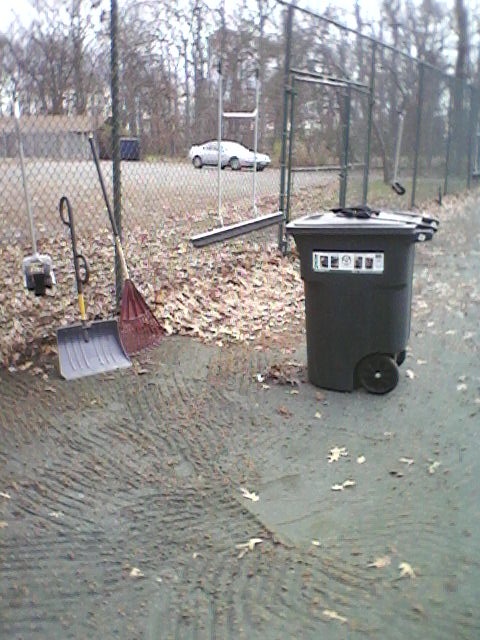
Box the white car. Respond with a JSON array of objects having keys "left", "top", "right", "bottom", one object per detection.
[{"left": 188, "top": 140, "right": 271, "bottom": 171}]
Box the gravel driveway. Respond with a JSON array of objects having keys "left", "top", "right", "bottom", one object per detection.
[{"left": 1, "top": 159, "right": 333, "bottom": 244}]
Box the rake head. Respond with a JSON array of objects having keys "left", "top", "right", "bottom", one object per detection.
[{"left": 119, "top": 279, "right": 164, "bottom": 355}]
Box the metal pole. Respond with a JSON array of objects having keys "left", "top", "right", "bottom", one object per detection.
[
  {"left": 444, "top": 77, "right": 453, "bottom": 196},
  {"left": 253, "top": 67, "right": 260, "bottom": 215},
  {"left": 410, "top": 62, "right": 424, "bottom": 209},
  {"left": 217, "top": 62, "right": 224, "bottom": 226},
  {"left": 110, "top": 0, "right": 122, "bottom": 308},
  {"left": 339, "top": 85, "right": 352, "bottom": 208},
  {"left": 278, "top": 2, "right": 294, "bottom": 250},
  {"left": 466, "top": 84, "right": 476, "bottom": 190},
  {"left": 13, "top": 101, "right": 37, "bottom": 255},
  {"left": 285, "top": 79, "right": 296, "bottom": 222},
  {"left": 362, "top": 43, "right": 376, "bottom": 205}
]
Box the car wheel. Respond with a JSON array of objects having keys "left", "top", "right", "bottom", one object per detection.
[
  {"left": 256, "top": 165, "right": 265, "bottom": 172},
  {"left": 229, "top": 157, "right": 241, "bottom": 171},
  {"left": 192, "top": 156, "right": 202, "bottom": 169}
]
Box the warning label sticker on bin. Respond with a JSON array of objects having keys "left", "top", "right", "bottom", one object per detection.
[{"left": 312, "top": 251, "right": 384, "bottom": 273}]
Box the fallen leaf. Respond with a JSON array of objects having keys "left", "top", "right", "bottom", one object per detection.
[
  {"left": 235, "top": 537, "right": 263, "bottom": 558},
  {"left": 331, "top": 484, "right": 345, "bottom": 491},
  {"left": 129, "top": 567, "right": 145, "bottom": 578},
  {"left": 322, "top": 609, "right": 347, "bottom": 623},
  {"left": 48, "top": 511, "right": 63, "bottom": 518},
  {"left": 399, "top": 457, "right": 414, "bottom": 466},
  {"left": 368, "top": 555, "right": 391, "bottom": 568},
  {"left": 457, "top": 383, "right": 468, "bottom": 391},
  {"left": 247, "top": 537, "right": 263, "bottom": 551},
  {"left": 399, "top": 562, "right": 416, "bottom": 578},
  {"left": 428, "top": 461, "right": 441, "bottom": 474},
  {"left": 0, "top": 491, "right": 11, "bottom": 499},
  {"left": 256, "top": 373, "right": 265, "bottom": 383},
  {"left": 342, "top": 479, "right": 356, "bottom": 488},
  {"left": 0, "top": 521, "right": 8, "bottom": 528},
  {"left": 311, "top": 540, "right": 321, "bottom": 546},
  {"left": 416, "top": 359, "right": 427, "bottom": 365},
  {"left": 406, "top": 369, "right": 415, "bottom": 379},
  {"left": 240, "top": 487, "right": 259, "bottom": 502},
  {"left": 328, "top": 446, "right": 348, "bottom": 463},
  {"left": 278, "top": 405, "right": 292, "bottom": 417},
  {"left": 356, "top": 455, "right": 366, "bottom": 464},
  {"left": 314, "top": 411, "right": 322, "bottom": 419}
]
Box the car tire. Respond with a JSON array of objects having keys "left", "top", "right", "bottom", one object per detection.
[
  {"left": 229, "top": 157, "right": 241, "bottom": 171},
  {"left": 192, "top": 156, "right": 203, "bottom": 169},
  {"left": 256, "top": 165, "right": 265, "bottom": 172}
]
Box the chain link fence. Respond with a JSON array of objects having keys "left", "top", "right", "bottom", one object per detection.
[
  {"left": 2, "top": 3, "right": 477, "bottom": 247},
  {"left": 0, "top": 0, "right": 479, "bottom": 363},
  {"left": 281, "top": 2, "right": 479, "bottom": 222}
]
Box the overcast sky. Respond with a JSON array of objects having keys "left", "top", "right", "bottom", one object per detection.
[{"left": 0, "top": 0, "right": 383, "bottom": 32}]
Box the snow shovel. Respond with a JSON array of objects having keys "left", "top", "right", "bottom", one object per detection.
[
  {"left": 57, "top": 196, "right": 131, "bottom": 380},
  {"left": 392, "top": 111, "right": 406, "bottom": 195}
]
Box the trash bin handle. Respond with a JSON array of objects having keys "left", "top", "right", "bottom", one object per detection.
[
  {"left": 414, "top": 229, "right": 434, "bottom": 242},
  {"left": 331, "top": 206, "right": 379, "bottom": 219}
]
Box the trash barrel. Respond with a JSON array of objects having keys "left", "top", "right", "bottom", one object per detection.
[
  {"left": 286, "top": 206, "right": 439, "bottom": 394},
  {"left": 120, "top": 137, "right": 140, "bottom": 161}
]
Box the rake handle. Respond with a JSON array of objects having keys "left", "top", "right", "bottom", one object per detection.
[{"left": 88, "top": 134, "right": 129, "bottom": 281}]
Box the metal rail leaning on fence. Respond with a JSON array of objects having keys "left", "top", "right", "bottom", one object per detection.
[{"left": 190, "top": 60, "right": 285, "bottom": 249}]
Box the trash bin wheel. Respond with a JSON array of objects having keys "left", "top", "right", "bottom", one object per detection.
[
  {"left": 356, "top": 354, "right": 399, "bottom": 394},
  {"left": 396, "top": 350, "right": 407, "bottom": 366}
]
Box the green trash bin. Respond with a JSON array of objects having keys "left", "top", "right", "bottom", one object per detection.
[{"left": 286, "top": 207, "right": 438, "bottom": 394}]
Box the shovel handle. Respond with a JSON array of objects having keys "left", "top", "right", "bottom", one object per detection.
[{"left": 59, "top": 196, "right": 90, "bottom": 320}]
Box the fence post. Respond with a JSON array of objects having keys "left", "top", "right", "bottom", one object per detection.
[
  {"left": 443, "top": 77, "right": 453, "bottom": 196},
  {"left": 362, "top": 42, "right": 376, "bottom": 205},
  {"left": 285, "top": 79, "right": 296, "bottom": 222},
  {"left": 111, "top": 0, "right": 122, "bottom": 308},
  {"left": 466, "top": 83, "right": 476, "bottom": 190},
  {"left": 278, "top": 2, "right": 294, "bottom": 251},
  {"left": 339, "top": 84, "right": 352, "bottom": 208},
  {"left": 410, "top": 62, "right": 424, "bottom": 209}
]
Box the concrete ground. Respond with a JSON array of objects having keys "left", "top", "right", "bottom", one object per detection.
[{"left": 1, "top": 197, "right": 480, "bottom": 639}]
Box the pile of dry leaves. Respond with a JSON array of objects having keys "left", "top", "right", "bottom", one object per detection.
[
  {"left": 0, "top": 221, "right": 305, "bottom": 370},
  {"left": 0, "top": 184, "right": 472, "bottom": 371}
]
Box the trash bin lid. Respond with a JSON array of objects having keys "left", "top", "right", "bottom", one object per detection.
[{"left": 286, "top": 207, "right": 437, "bottom": 239}]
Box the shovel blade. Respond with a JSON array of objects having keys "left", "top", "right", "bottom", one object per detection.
[{"left": 57, "top": 319, "right": 131, "bottom": 380}]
